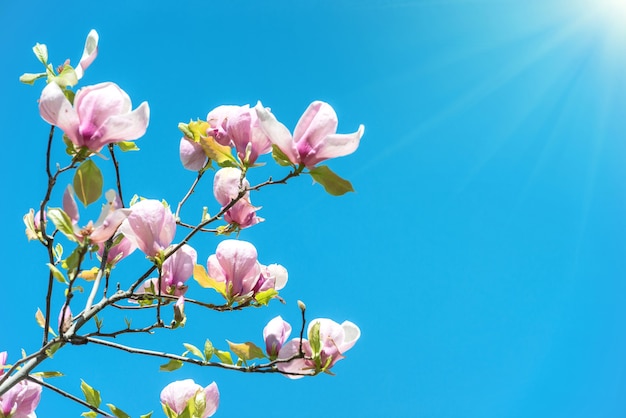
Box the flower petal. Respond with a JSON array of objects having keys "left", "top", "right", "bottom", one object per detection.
[
  {"left": 75, "top": 29, "right": 99, "bottom": 80},
  {"left": 293, "top": 101, "right": 338, "bottom": 149},
  {"left": 91, "top": 101, "right": 150, "bottom": 150},
  {"left": 179, "top": 137, "right": 207, "bottom": 171},
  {"left": 255, "top": 101, "right": 298, "bottom": 164},
  {"left": 306, "top": 124, "right": 364, "bottom": 166},
  {"left": 38, "top": 82, "right": 80, "bottom": 143}
]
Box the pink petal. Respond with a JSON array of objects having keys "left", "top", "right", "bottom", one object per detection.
[
  {"left": 75, "top": 83, "right": 132, "bottom": 135},
  {"left": 255, "top": 102, "right": 298, "bottom": 165},
  {"left": 292, "top": 101, "right": 338, "bottom": 150},
  {"left": 62, "top": 185, "right": 79, "bottom": 224},
  {"left": 263, "top": 316, "right": 292, "bottom": 357},
  {"left": 276, "top": 339, "right": 314, "bottom": 379},
  {"left": 38, "top": 82, "right": 80, "bottom": 143},
  {"left": 202, "top": 382, "right": 220, "bottom": 418},
  {"left": 179, "top": 137, "right": 207, "bottom": 171},
  {"left": 89, "top": 208, "right": 131, "bottom": 244},
  {"left": 92, "top": 101, "right": 150, "bottom": 149},
  {"left": 340, "top": 320, "right": 361, "bottom": 352},
  {"left": 75, "top": 29, "right": 99, "bottom": 80},
  {"left": 305, "top": 124, "right": 364, "bottom": 167}
]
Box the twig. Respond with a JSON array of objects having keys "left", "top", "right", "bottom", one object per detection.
[
  {"left": 175, "top": 166, "right": 208, "bottom": 220},
  {"left": 30, "top": 376, "right": 115, "bottom": 418},
  {"left": 108, "top": 144, "right": 125, "bottom": 207}
]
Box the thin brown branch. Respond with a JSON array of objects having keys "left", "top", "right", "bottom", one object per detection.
[{"left": 108, "top": 144, "right": 125, "bottom": 207}]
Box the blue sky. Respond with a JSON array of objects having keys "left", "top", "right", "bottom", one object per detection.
[{"left": 2, "top": 0, "right": 626, "bottom": 417}]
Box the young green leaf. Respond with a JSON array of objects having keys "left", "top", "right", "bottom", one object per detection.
[
  {"left": 271, "top": 144, "right": 294, "bottom": 167},
  {"left": 159, "top": 359, "right": 184, "bottom": 372},
  {"left": 47, "top": 208, "right": 78, "bottom": 242},
  {"left": 80, "top": 380, "right": 102, "bottom": 408},
  {"left": 107, "top": 404, "right": 131, "bottom": 418},
  {"left": 204, "top": 339, "right": 215, "bottom": 361},
  {"left": 73, "top": 160, "right": 103, "bottom": 207},
  {"left": 214, "top": 349, "right": 233, "bottom": 365},
  {"left": 183, "top": 343, "right": 205, "bottom": 361},
  {"left": 309, "top": 165, "right": 354, "bottom": 196},
  {"left": 227, "top": 341, "right": 266, "bottom": 362},
  {"left": 46, "top": 263, "right": 67, "bottom": 284}
]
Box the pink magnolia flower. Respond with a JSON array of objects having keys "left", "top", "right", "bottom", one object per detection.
[
  {"left": 263, "top": 316, "right": 292, "bottom": 359},
  {"left": 213, "top": 167, "right": 262, "bottom": 229},
  {"left": 0, "top": 375, "right": 42, "bottom": 418},
  {"left": 39, "top": 81, "right": 149, "bottom": 153},
  {"left": 255, "top": 100, "right": 364, "bottom": 168},
  {"left": 136, "top": 244, "right": 197, "bottom": 297},
  {"left": 277, "top": 318, "right": 360, "bottom": 379},
  {"left": 118, "top": 199, "right": 176, "bottom": 257},
  {"left": 207, "top": 104, "right": 272, "bottom": 165},
  {"left": 160, "top": 379, "right": 219, "bottom": 418},
  {"left": 207, "top": 240, "right": 286, "bottom": 302},
  {"left": 62, "top": 187, "right": 130, "bottom": 245}
]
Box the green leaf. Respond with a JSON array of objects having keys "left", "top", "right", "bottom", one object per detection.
[
  {"left": 54, "top": 65, "right": 79, "bottom": 88},
  {"left": 47, "top": 208, "right": 78, "bottom": 242},
  {"left": 81, "top": 411, "right": 97, "bottom": 418},
  {"left": 80, "top": 380, "right": 102, "bottom": 408},
  {"left": 117, "top": 141, "right": 140, "bottom": 152},
  {"left": 183, "top": 343, "right": 205, "bottom": 360},
  {"left": 308, "top": 165, "right": 354, "bottom": 196},
  {"left": 214, "top": 349, "right": 233, "bottom": 365},
  {"left": 203, "top": 339, "right": 214, "bottom": 361},
  {"left": 227, "top": 341, "right": 266, "bottom": 362},
  {"left": 53, "top": 243, "right": 63, "bottom": 262},
  {"left": 107, "top": 404, "right": 131, "bottom": 418},
  {"left": 254, "top": 288, "right": 278, "bottom": 306},
  {"left": 45, "top": 342, "right": 62, "bottom": 358},
  {"left": 35, "top": 308, "right": 57, "bottom": 337},
  {"left": 46, "top": 263, "right": 67, "bottom": 284},
  {"left": 139, "top": 413, "right": 153, "bottom": 418},
  {"left": 33, "top": 371, "right": 63, "bottom": 378},
  {"left": 159, "top": 359, "right": 183, "bottom": 372},
  {"left": 33, "top": 43, "right": 48, "bottom": 64},
  {"left": 62, "top": 247, "right": 83, "bottom": 272},
  {"left": 193, "top": 264, "right": 226, "bottom": 297},
  {"left": 309, "top": 321, "right": 322, "bottom": 358},
  {"left": 73, "top": 160, "right": 103, "bottom": 207},
  {"left": 19, "top": 72, "right": 46, "bottom": 85},
  {"left": 271, "top": 144, "right": 294, "bottom": 167}
]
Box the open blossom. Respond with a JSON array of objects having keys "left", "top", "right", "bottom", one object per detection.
[
  {"left": 255, "top": 100, "right": 364, "bottom": 168},
  {"left": 277, "top": 318, "right": 360, "bottom": 379},
  {"left": 62, "top": 187, "right": 130, "bottom": 245},
  {"left": 0, "top": 354, "right": 42, "bottom": 418},
  {"left": 39, "top": 81, "right": 149, "bottom": 153},
  {"left": 118, "top": 199, "right": 176, "bottom": 257},
  {"left": 207, "top": 104, "right": 272, "bottom": 165},
  {"left": 207, "top": 240, "right": 287, "bottom": 302},
  {"left": 160, "top": 379, "right": 219, "bottom": 418},
  {"left": 213, "top": 167, "right": 262, "bottom": 229}
]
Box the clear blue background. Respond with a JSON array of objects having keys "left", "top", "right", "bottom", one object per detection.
[{"left": 2, "top": 0, "right": 626, "bottom": 417}]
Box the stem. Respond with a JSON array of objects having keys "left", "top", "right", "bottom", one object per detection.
[
  {"left": 108, "top": 144, "right": 125, "bottom": 207},
  {"left": 175, "top": 166, "right": 207, "bottom": 220}
]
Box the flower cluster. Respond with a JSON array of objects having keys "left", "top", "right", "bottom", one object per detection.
[
  {"left": 10, "top": 28, "right": 365, "bottom": 418},
  {"left": 263, "top": 316, "right": 360, "bottom": 378}
]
